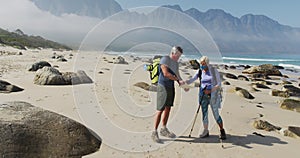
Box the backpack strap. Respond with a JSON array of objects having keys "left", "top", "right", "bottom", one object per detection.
[
  {"left": 198, "top": 69, "right": 202, "bottom": 87},
  {"left": 150, "top": 62, "right": 159, "bottom": 80}
]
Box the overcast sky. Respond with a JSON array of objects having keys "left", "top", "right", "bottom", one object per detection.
[
  {"left": 0, "top": 0, "right": 299, "bottom": 49},
  {"left": 116, "top": 0, "right": 300, "bottom": 27}
]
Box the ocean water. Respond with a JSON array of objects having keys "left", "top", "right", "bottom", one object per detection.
[
  {"left": 221, "top": 53, "right": 300, "bottom": 69},
  {"left": 181, "top": 53, "right": 300, "bottom": 70},
  {"left": 106, "top": 51, "right": 300, "bottom": 71}
]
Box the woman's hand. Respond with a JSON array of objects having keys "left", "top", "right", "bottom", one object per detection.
[{"left": 204, "top": 89, "right": 211, "bottom": 94}]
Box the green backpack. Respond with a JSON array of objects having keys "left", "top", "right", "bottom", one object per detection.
[{"left": 145, "top": 57, "right": 161, "bottom": 84}]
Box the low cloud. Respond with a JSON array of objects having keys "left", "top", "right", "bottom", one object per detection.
[{"left": 0, "top": 0, "right": 101, "bottom": 48}]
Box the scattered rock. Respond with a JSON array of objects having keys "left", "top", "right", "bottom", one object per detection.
[
  {"left": 281, "top": 80, "right": 292, "bottom": 85},
  {"left": 270, "top": 89, "right": 289, "bottom": 98},
  {"left": 0, "top": 50, "right": 18, "bottom": 56},
  {"left": 237, "top": 75, "right": 249, "bottom": 81},
  {"left": 244, "top": 65, "right": 251, "bottom": 69},
  {"left": 0, "top": 101, "right": 101, "bottom": 157},
  {"left": 243, "top": 64, "right": 282, "bottom": 76},
  {"left": 259, "top": 114, "right": 264, "bottom": 117},
  {"left": 280, "top": 99, "right": 300, "bottom": 112},
  {"left": 229, "top": 65, "right": 236, "bottom": 69},
  {"left": 222, "top": 81, "right": 230, "bottom": 85},
  {"left": 253, "top": 120, "right": 281, "bottom": 131},
  {"left": 55, "top": 55, "right": 64, "bottom": 59},
  {"left": 274, "top": 65, "right": 284, "bottom": 69},
  {"left": 249, "top": 87, "right": 261, "bottom": 92},
  {"left": 286, "top": 69, "right": 298, "bottom": 73},
  {"left": 250, "top": 73, "right": 271, "bottom": 79},
  {"left": 282, "top": 85, "right": 300, "bottom": 97},
  {"left": 282, "top": 75, "right": 289, "bottom": 78},
  {"left": 114, "top": 56, "right": 128, "bottom": 64},
  {"left": 28, "top": 61, "right": 51, "bottom": 71},
  {"left": 222, "top": 65, "right": 228, "bottom": 70},
  {"left": 225, "top": 73, "right": 238, "bottom": 79},
  {"left": 57, "top": 58, "right": 67, "bottom": 62},
  {"left": 0, "top": 80, "right": 24, "bottom": 93},
  {"left": 251, "top": 83, "right": 270, "bottom": 89},
  {"left": 134, "top": 82, "right": 151, "bottom": 91},
  {"left": 133, "top": 82, "right": 158, "bottom": 92},
  {"left": 234, "top": 87, "right": 255, "bottom": 99},
  {"left": 256, "top": 80, "right": 277, "bottom": 86},
  {"left": 282, "top": 126, "right": 300, "bottom": 139},
  {"left": 256, "top": 105, "right": 264, "bottom": 108}
]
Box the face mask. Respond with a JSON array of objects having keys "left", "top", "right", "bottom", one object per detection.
[{"left": 200, "top": 65, "right": 208, "bottom": 70}]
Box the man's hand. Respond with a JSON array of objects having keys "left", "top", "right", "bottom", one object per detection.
[
  {"left": 184, "top": 88, "right": 190, "bottom": 92},
  {"left": 179, "top": 80, "right": 185, "bottom": 86}
]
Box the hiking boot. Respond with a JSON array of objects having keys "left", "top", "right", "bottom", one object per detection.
[
  {"left": 160, "top": 127, "right": 176, "bottom": 138},
  {"left": 199, "top": 129, "right": 209, "bottom": 138},
  {"left": 219, "top": 129, "right": 226, "bottom": 140},
  {"left": 151, "top": 131, "right": 161, "bottom": 143}
]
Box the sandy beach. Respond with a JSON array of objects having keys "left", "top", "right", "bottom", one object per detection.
[{"left": 1, "top": 45, "right": 300, "bottom": 158}]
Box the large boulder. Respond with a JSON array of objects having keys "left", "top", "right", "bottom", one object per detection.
[
  {"left": 62, "top": 70, "right": 93, "bottom": 85},
  {"left": 0, "top": 101, "right": 101, "bottom": 158},
  {"left": 34, "top": 67, "right": 66, "bottom": 85},
  {"left": 242, "top": 64, "right": 282, "bottom": 76},
  {"left": 0, "top": 80, "right": 23, "bottom": 93},
  {"left": 34, "top": 67, "right": 93, "bottom": 85},
  {"left": 28, "top": 61, "right": 51, "bottom": 71}
]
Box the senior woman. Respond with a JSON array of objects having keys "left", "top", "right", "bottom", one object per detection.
[{"left": 185, "top": 56, "right": 226, "bottom": 140}]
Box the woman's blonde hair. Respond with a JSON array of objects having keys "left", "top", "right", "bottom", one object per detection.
[{"left": 200, "top": 56, "right": 209, "bottom": 65}]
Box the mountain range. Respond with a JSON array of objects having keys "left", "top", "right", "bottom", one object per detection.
[{"left": 29, "top": 0, "right": 300, "bottom": 54}]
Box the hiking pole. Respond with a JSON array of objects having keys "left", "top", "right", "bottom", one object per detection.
[
  {"left": 188, "top": 86, "right": 206, "bottom": 138},
  {"left": 220, "top": 139, "right": 225, "bottom": 149}
]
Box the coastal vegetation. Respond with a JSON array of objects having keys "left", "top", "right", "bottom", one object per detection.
[{"left": 0, "top": 28, "right": 71, "bottom": 50}]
